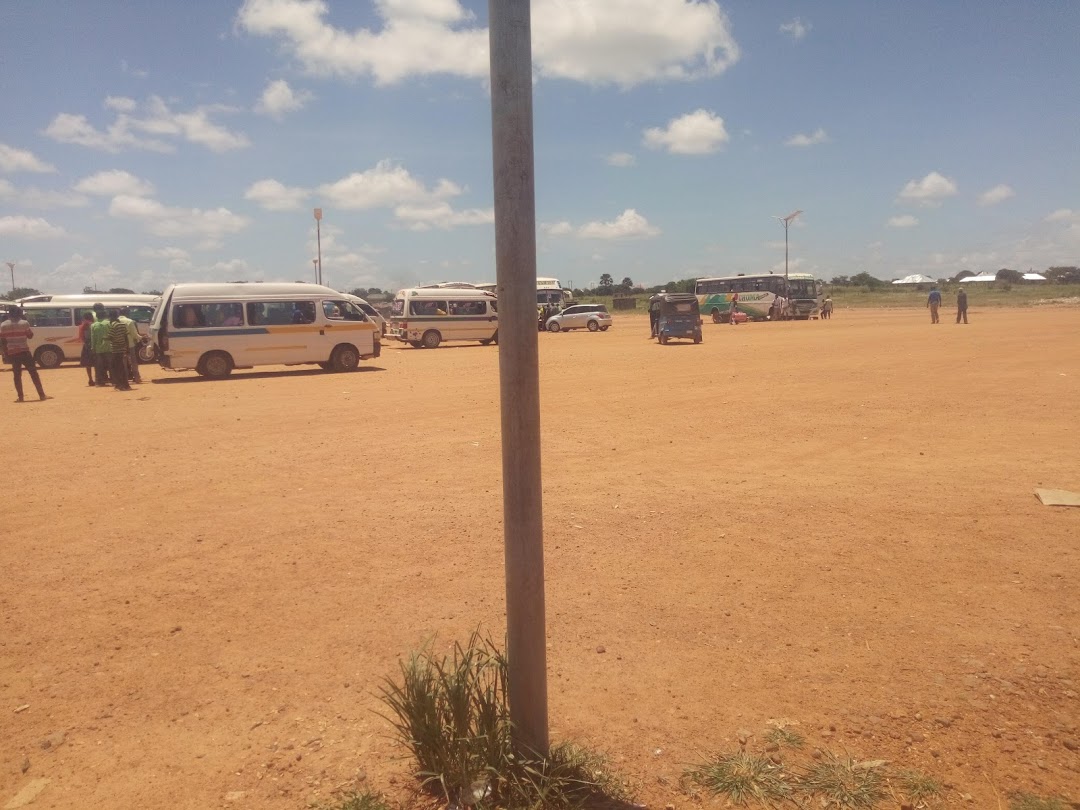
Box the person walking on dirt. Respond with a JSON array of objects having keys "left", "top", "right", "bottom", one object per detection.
[
  {"left": 106, "top": 309, "right": 132, "bottom": 391},
  {"left": 90, "top": 307, "right": 112, "bottom": 385},
  {"left": 822, "top": 296, "right": 833, "bottom": 319},
  {"left": 729, "top": 292, "right": 739, "bottom": 325},
  {"left": 648, "top": 293, "right": 662, "bottom": 338},
  {"left": 78, "top": 310, "right": 95, "bottom": 385},
  {"left": 956, "top": 287, "right": 968, "bottom": 324},
  {"left": 927, "top": 287, "right": 942, "bottom": 324},
  {"left": 0, "top": 306, "right": 48, "bottom": 402}
]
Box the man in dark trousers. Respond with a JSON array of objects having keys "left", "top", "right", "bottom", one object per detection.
[
  {"left": 648, "top": 292, "right": 663, "bottom": 338},
  {"left": 927, "top": 286, "right": 942, "bottom": 323},
  {"left": 106, "top": 309, "right": 132, "bottom": 391},
  {"left": 0, "top": 306, "right": 48, "bottom": 402},
  {"left": 956, "top": 287, "right": 969, "bottom": 324}
]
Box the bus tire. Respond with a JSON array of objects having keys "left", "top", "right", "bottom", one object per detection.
[
  {"left": 137, "top": 342, "right": 158, "bottom": 364},
  {"left": 693, "top": 332, "right": 702, "bottom": 344},
  {"left": 34, "top": 345, "right": 65, "bottom": 369},
  {"left": 711, "top": 308, "right": 722, "bottom": 324},
  {"left": 198, "top": 351, "right": 233, "bottom": 378},
  {"left": 547, "top": 321, "right": 561, "bottom": 332},
  {"left": 587, "top": 320, "right": 600, "bottom": 332},
  {"left": 421, "top": 330, "right": 442, "bottom": 349},
  {"left": 329, "top": 344, "right": 360, "bottom": 372}
]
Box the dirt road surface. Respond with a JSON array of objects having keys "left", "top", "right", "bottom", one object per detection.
[{"left": 2, "top": 308, "right": 1077, "bottom": 808}]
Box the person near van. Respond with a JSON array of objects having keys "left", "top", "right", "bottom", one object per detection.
[
  {"left": 729, "top": 292, "right": 739, "bottom": 325},
  {"left": 118, "top": 307, "right": 142, "bottom": 384},
  {"left": 956, "top": 287, "right": 968, "bottom": 324},
  {"left": 648, "top": 293, "right": 662, "bottom": 338},
  {"left": 1, "top": 306, "right": 48, "bottom": 402},
  {"left": 927, "top": 287, "right": 942, "bottom": 324},
  {"left": 90, "top": 307, "right": 113, "bottom": 386},
  {"left": 78, "top": 311, "right": 95, "bottom": 385},
  {"left": 106, "top": 309, "right": 132, "bottom": 391}
]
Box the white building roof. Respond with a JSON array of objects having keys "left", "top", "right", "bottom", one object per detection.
[
  {"left": 891, "top": 274, "right": 936, "bottom": 284},
  {"left": 959, "top": 274, "right": 997, "bottom": 283}
]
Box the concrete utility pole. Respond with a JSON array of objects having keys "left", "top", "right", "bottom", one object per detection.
[
  {"left": 488, "top": 0, "right": 549, "bottom": 757},
  {"left": 5, "top": 262, "right": 14, "bottom": 292},
  {"left": 314, "top": 208, "right": 323, "bottom": 286}
]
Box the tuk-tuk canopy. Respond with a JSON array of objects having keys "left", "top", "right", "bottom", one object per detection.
[{"left": 657, "top": 293, "right": 700, "bottom": 315}]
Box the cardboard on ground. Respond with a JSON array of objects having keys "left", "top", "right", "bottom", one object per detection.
[{"left": 1034, "top": 488, "right": 1080, "bottom": 507}]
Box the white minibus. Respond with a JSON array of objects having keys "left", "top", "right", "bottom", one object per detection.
[
  {"left": 150, "top": 283, "right": 380, "bottom": 378},
  {"left": 344, "top": 294, "right": 387, "bottom": 336},
  {"left": 16, "top": 298, "right": 159, "bottom": 368},
  {"left": 389, "top": 287, "right": 498, "bottom": 348}
]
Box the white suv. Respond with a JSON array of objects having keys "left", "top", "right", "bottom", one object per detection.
[{"left": 545, "top": 304, "right": 612, "bottom": 332}]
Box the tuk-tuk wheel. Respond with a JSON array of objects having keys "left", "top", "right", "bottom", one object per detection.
[
  {"left": 659, "top": 334, "right": 668, "bottom": 345},
  {"left": 693, "top": 333, "right": 702, "bottom": 344}
]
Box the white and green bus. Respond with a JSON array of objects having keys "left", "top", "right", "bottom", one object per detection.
[{"left": 695, "top": 272, "right": 822, "bottom": 322}]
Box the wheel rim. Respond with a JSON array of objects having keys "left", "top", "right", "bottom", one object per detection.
[
  {"left": 588, "top": 321, "right": 599, "bottom": 331},
  {"left": 423, "top": 332, "right": 440, "bottom": 348},
  {"left": 339, "top": 349, "right": 359, "bottom": 369},
  {"left": 205, "top": 355, "right": 229, "bottom": 376},
  {"left": 549, "top": 323, "right": 559, "bottom": 332},
  {"left": 39, "top": 348, "right": 61, "bottom": 367}
]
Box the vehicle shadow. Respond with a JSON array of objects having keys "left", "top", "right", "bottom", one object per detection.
[
  {"left": 386, "top": 343, "right": 494, "bottom": 351},
  {"left": 151, "top": 367, "right": 386, "bottom": 384}
]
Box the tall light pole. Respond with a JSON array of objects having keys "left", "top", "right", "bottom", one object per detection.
[
  {"left": 772, "top": 209, "right": 803, "bottom": 299},
  {"left": 5, "top": 261, "right": 14, "bottom": 293},
  {"left": 313, "top": 208, "right": 323, "bottom": 286},
  {"left": 312, "top": 259, "right": 318, "bottom": 284},
  {"left": 489, "top": 0, "right": 549, "bottom": 757}
]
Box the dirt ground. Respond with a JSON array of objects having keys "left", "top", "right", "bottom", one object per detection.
[{"left": 2, "top": 307, "right": 1078, "bottom": 809}]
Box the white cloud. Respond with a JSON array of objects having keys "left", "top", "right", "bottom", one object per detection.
[
  {"left": 108, "top": 195, "right": 250, "bottom": 239},
  {"left": 0, "top": 215, "right": 67, "bottom": 239},
  {"left": 237, "top": 0, "right": 740, "bottom": 87},
  {"left": 643, "top": 109, "right": 728, "bottom": 155},
  {"left": 49, "top": 253, "right": 121, "bottom": 285},
  {"left": 44, "top": 95, "right": 250, "bottom": 154},
  {"left": 887, "top": 215, "right": 919, "bottom": 228},
  {"left": 541, "top": 221, "right": 574, "bottom": 236},
  {"left": 245, "top": 178, "right": 309, "bottom": 211},
  {"left": 14, "top": 188, "right": 90, "bottom": 209},
  {"left": 1045, "top": 208, "right": 1077, "bottom": 223},
  {"left": 780, "top": 18, "right": 811, "bottom": 41},
  {"left": 139, "top": 246, "right": 191, "bottom": 263},
  {"left": 897, "top": 171, "right": 958, "bottom": 207},
  {"left": 393, "top": 201, "right": 494, "bottom": 230},
  {"left": 0, "top": 143, "right": 57, "bottom": 173},
  {"left": 771, "top": 256, "right": 804, "bottom": 273},
  {"left": 785, "top": 128, "right": 829, "bottom": 147},
  {"left": 606, "top": 152, "right": 636, "bottom": 167},
  {"left": 578, "top": 209, "right": 660, "bottom": 239},
  {"left": 74, "top": 170, "right": 155, "bottom": 197},
  {"left": 978, "top": 184, "right": 1014, "bottom": 207},
  {"left": 317, "top": 160, "right": 461, "bottom": 209},
  {"left": 255, "top": 79, "right": 313, "bottom": 119}
]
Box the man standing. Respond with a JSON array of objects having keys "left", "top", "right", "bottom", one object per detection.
[
  {"left": 927, "top": 286, "right": 942, "bottom": 324},
  {"left": 729, "top": 291, "right": 739, "bottom": 325},
  {"left": 648, "top": 292, "right": 662, "bottom": 338},
  {"left": 90, "top": 305, "right": 112, "bottom": 385},
  {"left": 823, "top": 295, "right": 833, "bottom": 319},
  {"left": 118, "top": 307, "right": 142, "bottom": 384},
  {"left": 0, "top": 306, "right": 48, "bottom": 402},
  {"left": 956, "top": 287, "right": 969, "bottom": 324},
  {"left": 78, "top": 310, "right": 95, "bottom": 385},
  {"left": 106, "top": 309, "right": 132, "bottom": 391}
]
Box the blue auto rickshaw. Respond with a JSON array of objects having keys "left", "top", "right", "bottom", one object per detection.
[{"left": 655, "top": 293, "right": 702, "bottom": 344}]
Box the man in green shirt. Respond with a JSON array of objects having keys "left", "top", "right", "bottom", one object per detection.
[
  {"left": 89, "top": 305, "right": 112, "bottom": 386},
  {"left": 118, "top": 307, "right": 142, "bottom": 384}
]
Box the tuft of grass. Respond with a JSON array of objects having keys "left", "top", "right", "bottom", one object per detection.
[
  {"left": 320, "top": 790, "right": 393, "bottom": 810},
  {"left": 893, "top": 769, "right": 942, "bottom": 804},
  {"left": 800, "top": 753, "right": 886, "bottom": 808},
  {"left": 684, "top": 750, "right": 792, "bottom": 805},
  {"left": 764, "top": 726, "right": 805, "bottom": 750},
  {"left": 1009, "top": 794, "right": 1068, "bottom": 810},
  {"left": 379, "top": 631, "right": 629, "bottom": 810}
]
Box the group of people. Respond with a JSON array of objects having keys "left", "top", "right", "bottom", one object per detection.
[
  {"left": 926, "top": 286, "right": 969, "bottom": 324},
  {"left": 79, "top": 304, "right": 145, "bottom": 391}
]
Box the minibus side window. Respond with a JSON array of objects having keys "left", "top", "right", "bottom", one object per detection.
[
  {"left": 247, "top": 301, "right": 314, "bottom": 325},
  {"left": 25, "top": 307, "right": 72, "bottom": 327},
  {"left": 449, "top": 300, "right": 486, "bottom": 316}
]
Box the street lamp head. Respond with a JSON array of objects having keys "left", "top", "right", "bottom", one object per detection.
[{"left": 782, "top": 209, "right": 803, "bottom": 224}]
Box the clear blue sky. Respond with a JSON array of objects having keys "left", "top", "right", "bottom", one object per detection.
[{"left": 1, "top": 0, "right": 1078, "bottom": 293}]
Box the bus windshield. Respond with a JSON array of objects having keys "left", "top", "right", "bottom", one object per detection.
[{"left": 788, "top": 280, "right": 815, "bottom": 298}]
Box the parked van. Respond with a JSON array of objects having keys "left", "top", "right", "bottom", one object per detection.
[
  {"left": 16, "top": 298, "right": 159, "bottom": 368},
  {"left": 344, "top": 294, "right": 387, "bottom": 336},
  {"left": 389, "top": 287, "right": 498, "bottom": 348},
  {"left": 150, "top": 283, "right": 380, "bottom": 378}
]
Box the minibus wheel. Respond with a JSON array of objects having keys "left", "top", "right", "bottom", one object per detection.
[
  {"left": 137, "top": 343, "right": 158, "bottom": 363},
  {"left": 330, "top": 344, "right": 360, "bottom": 372},
  {"left": 34, "top": 345, "right": 64, "bottom": 369},
  {"left": 421, "top": 330, "right": 441, "bottom": 349},
  {"left": 198, "top": 351, "right": 233, "bottom": 378}
]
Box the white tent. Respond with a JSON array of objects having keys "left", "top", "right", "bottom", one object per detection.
[
  {"left": 959, "top": 274, "right": 997, "bottom": 283},
  {"left": 891, "top": 274, "right": 936, "bottom": 284},
  {"left": 1023, "top": 273, "right": 1047, "bottom": 281}
]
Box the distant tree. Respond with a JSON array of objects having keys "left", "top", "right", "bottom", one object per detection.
[
  {"left": 849, "top": 272, "right": 884, "bottom": 288},
  {"left": 829, "top": 275, "right": 850, "bottom": 286},
  {"left": 107, "top": 287, "right": 136, "bottom": 294},
  {"left": 141, "top": 289, "right": 163, "bottom": 296},
  {"left": 995, "top": 268, "right": 1023, "bottom": 283},
  {"left": 82, "top": 285, "right": 96, "bottom": 294},
  {"left": 348, "top": 288, "right": 367, "bottom": 297},
  {"left": 620, "top": 276, "right": 633, "bottom": 289},
  {"left": 598, "top": 273, "right": 614, "bottom": 293},
  {"left": 367, "top": 287, "right": 384, "bottom": 296},
  {"left": 2, "top": 287, "right": 42, "bottom": 301},
  {"left": 1047, "top": 266, "right": 1080, "bottom": 284},
  {"left": 952, "top": 270, "right": 976, "bottom": 283}
]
